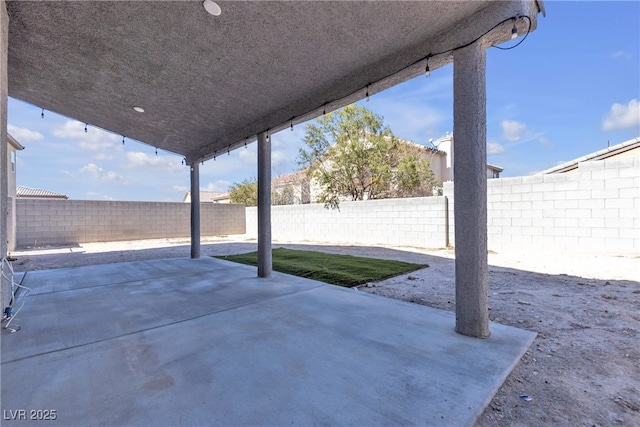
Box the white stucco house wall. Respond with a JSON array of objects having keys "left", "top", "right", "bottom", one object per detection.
[
  {"left": 183, "top": 191, "right": 230, "bottom": 203},
  {"left": 7, "top": 134, "right": 24, "bottom": 251}
]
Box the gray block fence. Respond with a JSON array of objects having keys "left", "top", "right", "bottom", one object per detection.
[{"left": 15, "top": 200, "right": 245, "bottom": 248}]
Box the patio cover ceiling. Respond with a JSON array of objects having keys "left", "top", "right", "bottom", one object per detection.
[{"left": 6, "top": 1, "right": 543, "bottom": 163}]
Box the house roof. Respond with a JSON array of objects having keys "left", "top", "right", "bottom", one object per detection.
[
  {"left": 7, "top": 1, "right": 543, "bottom": 164},
  {"left": 273, "top": 171, "right": 308, "bottom": 186},
  {"left": 16, "top": 185, "right": 69, "bottom": 199},
  {"left": 397, "top": 138, "right": 446, "bottom": 156},
  {"left": 183, "top": 191, "right": 229, "bottom": 203},
  {"left": 7, "top": 133, "right": 25, "bottom": 151},
  {"left": 486, "top": 163, "right": 504, "bottom": 172},
  {"left": 540, "top": 137, "right": 640, "bottom": 174}
]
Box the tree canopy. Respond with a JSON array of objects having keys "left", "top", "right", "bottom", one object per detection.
[
  {"left": 228, "top": 177, "right": 304, "bottom": 206},
  {"left": 297, "top": 105, "right": 437, "bottom": 207},
  {"left": 229, "top": 179, "right": 258, "bottom": 206}
]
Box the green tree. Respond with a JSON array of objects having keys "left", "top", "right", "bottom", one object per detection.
[
  {"left": 229, "top": 178, "right": 258, "bottom": 206},
  {"left": 392, "top": 142, "right": 438, "bottom": 198},
  {"left": 297, "top": 105, "right": 437, "bottom": 207},
  {"left": 271, "top": 185, "right": 295, "bottom": 205},
  {"left": 228, "top": 178, "right": 304, "bottom": 206}
]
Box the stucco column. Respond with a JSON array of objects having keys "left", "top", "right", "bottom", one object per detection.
[
  {"left": 257, "top": 132, "right": 272, "bottom": 278},
  {"left": 190, "top": 161, "right": 201, "bottom": 259},
  {"left": 453, "top": 40, "right": 490, "bottom": 338},
  {"left": 1, "top": 0, "right": 9, "bottom": 311}
]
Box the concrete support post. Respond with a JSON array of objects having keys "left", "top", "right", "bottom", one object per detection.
[
  {"left": 190, "top": 161, "right": 201, "bottom": 259},
  {"left": 257, "top": 132, "right": 272, "bottom": 278},
  {"left": 453, "top": 41, "right": 490, "bottom": 338},
  {"left": 0, "top": 0, "right": 9, "bottom": 311}
]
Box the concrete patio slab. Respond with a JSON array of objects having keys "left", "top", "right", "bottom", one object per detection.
[{"left": 1, "top": 257, "right": 535, "bottom": 426}]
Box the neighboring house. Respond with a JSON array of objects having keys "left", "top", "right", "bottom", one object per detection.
[
  {"left": 272, "top": 134, "right": 503, "bottom": 204},
  {"left": 487, "top": 163, "right": 503, "bottom": 179},
  {"left": 540, "top": 137, "right": 640, "bottom": 174},
  {"left": 183, "top": 191, "right": 231, "bottom": 203},
  {"left": 432, "top": 134, "right": 504, "bottom": 182},
  {"left": 16, "top": 185, "right": 69, "bottom": 200},
  {"left": 7, "top": 134, "right": 24, "bottom": 251},
  {"left": 272, "top": 171, "right": 310, "bottom": 205}
]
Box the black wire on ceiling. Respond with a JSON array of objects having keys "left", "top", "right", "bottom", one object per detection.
[
  {"left": 279, "top": 14, "right": 533, "bottom": 140},
  {"left": 493, "top": 16, "right": 532, "bottom": 50}
]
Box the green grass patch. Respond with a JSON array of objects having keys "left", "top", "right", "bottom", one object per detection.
[{"left": 215, "top": 248, "right": 426, "bottom": 287}]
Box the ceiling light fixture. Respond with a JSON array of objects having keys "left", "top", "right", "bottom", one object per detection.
[
  {"left": 203, "top": 0, "right": 222, "bottom": 16},
  {"left": 133, "top": 106, "right": 145, "bottom": 113},
  {"left": 511, "top": 19, "right": 519, "bottom": 40}
]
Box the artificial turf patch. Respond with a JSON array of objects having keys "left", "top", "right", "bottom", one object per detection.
[{"left": 215, "top": 247, "right": 426, "bottom": 287}]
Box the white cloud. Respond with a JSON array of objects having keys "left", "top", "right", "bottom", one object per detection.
[
  {"left": 379, "top": 102, "right": 449, "bottom": 142},
  {"left": 86, "top": 191, "right": 114, "bottom": 201},
  {"left": 7, "top": 124, "right": 44, "bottom": 143},
  {"left": 124, "top": 151, "right": 182, "bottom": 172},
  {"left": 539, "top": 137, "right": 554, "bottom": 148},
  {"left": 501, "top": 120, "right": 527, "bottom": 141},
  {"left": 238, "top": 148, "right": 257, "bottom": 166},
  {"left": 172, "top": 185, "right": 189, "bottom": 192},
  {"left": 612, "top": 50, "right": 632, "bottom": 59},
  {"left": 272, "top": 150, "right": 290, "bottom": 168},
  {"left": 94, "top": 153, "right": 114, "bottom": 161},
  {"left": 487, "top": 142, "right": 505, "bottom": 155},
  {"left": 202, "top": 180, "right": 232, "bottom": 193},
  {"left": 602, "top": 99, "right": 640, "bottom": 131},
  {"left": 79, "top": 163, "right": 122, "bottom": 182},
  {"left": 52, "top": 120, "right": 118, "bottom": 150}
]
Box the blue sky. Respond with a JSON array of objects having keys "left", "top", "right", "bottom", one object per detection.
[{"left": 8, "top": 1, "right": 639, "bottom": 202}]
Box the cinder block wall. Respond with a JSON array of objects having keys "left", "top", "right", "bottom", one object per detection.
[
  {"left": 15, "top": 200, "right": 245, "bottom": 248},
  {"left": 245, "top": 158, "right": 638, "bottom": 255},
  {"left": 444, "top": 157, "right": 640, "bottom": 254},
  {"left": 246, "top": 197, "right": 449, "bottom": 248}
]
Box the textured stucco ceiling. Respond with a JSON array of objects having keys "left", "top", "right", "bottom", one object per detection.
[{"left": 6, "top": 1, "right": 542, "bottom": 163}]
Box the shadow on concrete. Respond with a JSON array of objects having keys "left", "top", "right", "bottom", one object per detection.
[{"left": 9, "top": 241, "right": 437, "bottom": 273}]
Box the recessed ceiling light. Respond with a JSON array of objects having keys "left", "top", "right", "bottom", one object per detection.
[
  {"left": 133, "top": 106, "right": 145, "bottom": 113},
  {"left": 203, "top": 0, "right": 221, "bottom": 16}
]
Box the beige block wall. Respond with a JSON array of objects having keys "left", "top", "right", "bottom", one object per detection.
[
  {"left": 246, "top": 196, "right": 449, "bottom": 248},
  {"left": 15, "top": 200, "right": 245, "bottom": 248},
  {"left": 444, "top": 157, "right": 640, "bottom": 255},
  {"left": 244, "top": 157, "right": 638, "bottom": 256}
]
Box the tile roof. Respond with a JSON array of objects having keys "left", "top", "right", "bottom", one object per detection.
[
  {"left": 182, "top": 191, "right": 229, "bottom": 203},
  {"left": 540, "top": 137, "right": 640, "bottom": 174},
  {"left": 16, "top": 185, "right": 69, "bottom": 199}
]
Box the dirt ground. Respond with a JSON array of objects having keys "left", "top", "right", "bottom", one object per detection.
[{"left": 8, "top": 237, "right": 640, "bottom": 426}]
